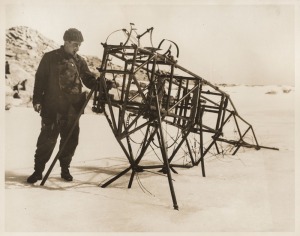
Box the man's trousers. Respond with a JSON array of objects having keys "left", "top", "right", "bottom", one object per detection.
[{"left": 33, "top": 107, "right": 80, "bottom": 174}]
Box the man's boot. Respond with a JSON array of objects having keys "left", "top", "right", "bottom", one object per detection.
[
  {"left": 27, "top": 171, "right": 43, "bottom": 184},
  {"left": 61, "top": 167, "right": 73, "bottom": 181}
]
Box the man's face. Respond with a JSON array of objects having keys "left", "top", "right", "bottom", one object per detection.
[{"left": 64, "top": 41, "right": 81, "bottom": 56}]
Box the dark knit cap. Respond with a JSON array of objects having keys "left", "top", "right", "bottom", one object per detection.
[{"left": 63, "top": 28, "right": 84, "bottom": 42}]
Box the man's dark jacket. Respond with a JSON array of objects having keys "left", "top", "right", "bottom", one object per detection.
[{"left": 33, "top": 46, "right": 96, "bottom": 119}]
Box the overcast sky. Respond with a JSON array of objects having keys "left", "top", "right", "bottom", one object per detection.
[{"left": 3, "top": 0, "right": 298, "bottom": 85}]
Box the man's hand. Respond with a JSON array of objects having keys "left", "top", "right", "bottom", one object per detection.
[{"left": 33, "top": 104, "right": 42, "bottom": 113}]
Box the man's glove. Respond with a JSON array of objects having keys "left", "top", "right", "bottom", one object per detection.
[
  {"left": 33, "top": 103, "right": 42, "bottom": 113},
  {"left": 106, "top": 80, "right": 113, "bottom": 90},
  {"left": 93, "top": 78, "right": 99, "bottom": 89}
]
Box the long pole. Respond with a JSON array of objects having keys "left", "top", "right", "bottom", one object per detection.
[{"left": 40, "top": 87, "right": 96, "bottom": 186}]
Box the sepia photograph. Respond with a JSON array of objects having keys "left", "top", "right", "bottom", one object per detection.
[{"left": 0, "top": 0, "right": 299, "bottom": 235}]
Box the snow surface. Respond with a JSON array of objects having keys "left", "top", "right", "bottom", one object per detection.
[{"left": 3, "top": 85, "right": 295, "bottom": 233}]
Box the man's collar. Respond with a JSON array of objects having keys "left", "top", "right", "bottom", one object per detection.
[{"left": 59, "top": 45, "right": 78, "bottom": 60}]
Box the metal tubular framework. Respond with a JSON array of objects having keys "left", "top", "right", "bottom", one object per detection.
[{"left": 91, "top": 24, "right": 278, "bottom": 209}]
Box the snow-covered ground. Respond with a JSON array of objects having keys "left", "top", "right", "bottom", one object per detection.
[{"left": 3, "top": 85, "right": 295, "bottom": 233}]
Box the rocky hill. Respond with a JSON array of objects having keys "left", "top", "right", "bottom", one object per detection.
[{"left": 5, "top": 26, "right": 102, "bottom": 109}]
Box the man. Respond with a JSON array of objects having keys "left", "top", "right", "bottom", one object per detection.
[
  {"left": 5, "top": 61, "right": 10, "bottom": 79},
  {"left": 27, "top": 28, "right": 97, "bottom": 184}
]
